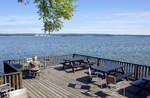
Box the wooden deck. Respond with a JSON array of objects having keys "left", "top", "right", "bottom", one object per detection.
[{"left": 23, "top": 65, "right": 150, "bottom": 98}]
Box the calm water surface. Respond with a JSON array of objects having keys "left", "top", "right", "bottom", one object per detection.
[{"left": 0, "top": 35, "right": 150, "bottom": 72}]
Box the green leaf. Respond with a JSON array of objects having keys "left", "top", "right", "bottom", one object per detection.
[{"left": 18, "top": 0, "right": 77, "bottom": 34}]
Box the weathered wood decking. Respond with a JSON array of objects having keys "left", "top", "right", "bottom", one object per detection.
[{"left": 23, "top": 65, "right": 149, "bottom": 98}]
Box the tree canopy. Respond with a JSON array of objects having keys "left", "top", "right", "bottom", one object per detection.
[{"left": 18, "top": 0, "right": 77, "bottom": 33}]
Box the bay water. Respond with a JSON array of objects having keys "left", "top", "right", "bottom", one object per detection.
[{"left": 0, "top": 35, "right": 150, "bottom": 72}]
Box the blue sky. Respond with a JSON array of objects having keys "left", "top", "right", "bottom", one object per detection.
[{"left": 0, "top": 0, "right": 150, "bottom": 35}]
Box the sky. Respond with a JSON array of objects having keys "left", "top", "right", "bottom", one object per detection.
[{"left": 0, "top": 0, "right": 150, "bottom": 35}]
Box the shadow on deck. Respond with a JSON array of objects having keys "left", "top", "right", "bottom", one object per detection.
[{"left": 23, "top": 65, "right": 150, "bottom": 98}]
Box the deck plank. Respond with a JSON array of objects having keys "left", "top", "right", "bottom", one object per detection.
[
  {"left": 23, "top": 83, "right": 40, "bottom": 97},
  {"left": 23, "top": 65, "right": 133, "bottom": 98},
  {"left": 26, "top": 79, "right": 55, "bottom": 98},
  {"left": 40, "top": 73, "right": 84, "bottom": 98},
  {"left": 23, "top": 80, "right": 43, "bottom": 98},
  {"left": 24, "top": 79, "right": 48, "bottom": 98}
]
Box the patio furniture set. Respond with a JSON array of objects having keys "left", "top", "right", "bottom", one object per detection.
[
  {"left": 61, "top": 57, "right": 150, "bottom": 96},
  {"left": 1, "top": 56, "right": 149, "bottom": 97}
]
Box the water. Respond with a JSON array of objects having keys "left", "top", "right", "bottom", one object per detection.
[{"left": 0, "top": 35, "right": 150, "bottom": 72}]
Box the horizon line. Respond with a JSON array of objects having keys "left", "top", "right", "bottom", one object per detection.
[{"left": 0, "top": 33, "right": 150, "bottom": 36}]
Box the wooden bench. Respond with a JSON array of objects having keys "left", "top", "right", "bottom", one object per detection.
[
  {"left": 116, "top": 72, "right": 133, "bottom": 81},
  {"left": 61, "top": 62, "right": 95, "bottom": 72},
  {"left": 73, "top": 62, "right": 94, "bottom": 67},
  {"left": 60, "top": 61, "right": 70, "bottom": 69},
  {"left": 131, "top": 79, "right": 147, "bottom": 95},
  {"left": 71, "top": 62, "right": 95, "bottom": 72},
  {"left": 132, "top": 79, "right": 147, "bottom": 86},
  {"left": 106, "top": 73, "right": 131, "bottom": 96},
  {"left": 106, "top": 72, "right": 133, "bottom": 85}
]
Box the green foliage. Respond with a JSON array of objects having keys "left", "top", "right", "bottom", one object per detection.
[{"left": 18, "top": 0, "right": 77, "bottom": 33}]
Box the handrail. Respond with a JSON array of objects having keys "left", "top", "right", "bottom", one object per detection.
[
  {"left": 2, "top": 54, "right": 73, "bottom": 89},
  {"left": 5, "top": 54, "right": 74, "bottom": 64},
  {"left": 2, "top": 72, "right": 21, "bottom": 76},
  {"left": 2, "top": 60, "right": 23, "bottom": 89},
  {"left": 0, "top": 72, "right": 23, "bottom": 89},
  {"left": 3, "top": 53, "right": 150, "bottom": 86},
  {"left": 74, "top": 54, "right": 148, "bottom": 67}
]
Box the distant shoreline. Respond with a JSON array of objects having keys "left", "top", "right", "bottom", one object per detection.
[
  {"left": 0, "top": 33, "right": 150, "bottom": 37},
  {"left": 0, "top": 34, "right": 35, "bottom": 36}
]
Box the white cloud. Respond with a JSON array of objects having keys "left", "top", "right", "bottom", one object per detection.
[
  {"left": 0, "top": 15, "right": 41, "bottom": 26},
  {"left": 0, "top": 15, "right": 43, "bottom": 33},
  {"left": 57, "top": 11, "right": 150, "bottom": 35},
  {"left": 0, "top": 11, "right": 150, "bottom": 35},
  {"left": 113, "top": 11, "right": 150, "bottom": 18}
]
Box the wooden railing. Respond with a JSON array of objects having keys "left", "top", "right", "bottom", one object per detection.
[
  {"left": 3, "top": 53, "right": 150, "bottom": 82},
  {"left": 0, "top": 61, "right": 23, "bottom": 89},
  {"left": 1, "top": 54, "right": 73, "bottom": 89},
  {"left": 8, "top": 54, "right": 73, "bottom": 68},
  {"left": 73, "top": 54, "right": 150, "bottom": 80},
  {"left": 0, "top": 72, "right": 23, "bottom": 89}
]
